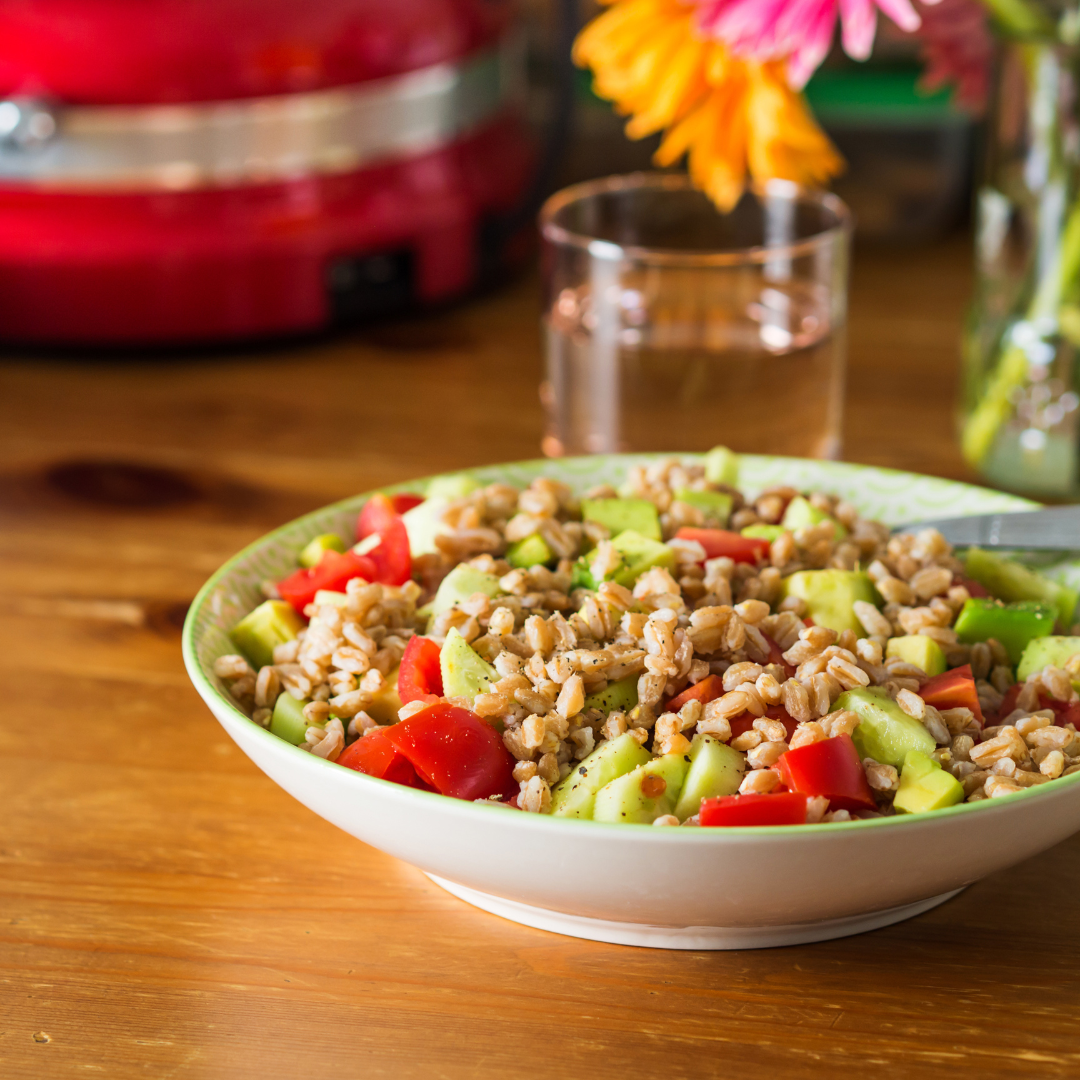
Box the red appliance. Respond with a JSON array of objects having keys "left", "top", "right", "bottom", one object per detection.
[{"left": 0, "top": 0, "right": 540, "bottom": 343}]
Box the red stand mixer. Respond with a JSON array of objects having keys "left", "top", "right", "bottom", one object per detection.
[{"left": 0, "top": 0, "right": 562, "bottom": 344}]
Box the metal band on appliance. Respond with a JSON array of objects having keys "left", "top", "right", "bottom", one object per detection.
[{"left": 0, "top": 43, "right": 518, "bottom": 190}]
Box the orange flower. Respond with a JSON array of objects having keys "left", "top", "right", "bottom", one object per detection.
[{"left": 573, "top": 0, "right": 843, "bottom": 210}]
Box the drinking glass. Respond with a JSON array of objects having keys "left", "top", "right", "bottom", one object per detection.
[{"left": 538, "top": 173, "right": 852, "bottom": 458}]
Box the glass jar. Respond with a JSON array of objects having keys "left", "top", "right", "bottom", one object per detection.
[{"left": 963, "top": 34, "right": 1080, "bottom": 496}]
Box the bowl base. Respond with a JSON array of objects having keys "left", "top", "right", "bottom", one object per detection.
[{"left": 427, "top": 875, "right": 965, "bottom": 950}]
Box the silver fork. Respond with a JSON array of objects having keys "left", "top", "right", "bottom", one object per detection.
[{"left": 894, "top": 505, "right": 1080, "bottom": 550}]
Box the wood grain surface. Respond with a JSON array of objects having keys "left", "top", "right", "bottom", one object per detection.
[{"left": 4, "top": 234, "right": 1078, "bottom": 1080}]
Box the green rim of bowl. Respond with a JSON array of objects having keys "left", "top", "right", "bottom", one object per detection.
[{"left": 182, "top": 452, "right": 1080, "bottom": 838}]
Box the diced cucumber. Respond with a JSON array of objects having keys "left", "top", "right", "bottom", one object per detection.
[
  {"left": 402, "top": 498, "right": 448, "bottom": 557},
  {"left": 593, "top": 754, "right": 690, "bottom": 824},
  {"left": 672, "top": 733, "right": 745, "bottom": 820},
  {"left": 779, "top": 570, "right": 881, "bottom": 636},
  {"left": 571, "top": 529, "right": 676, "bottom": 591},
  {"left": 230, "top": 600, "right": 304, "bottom": 669},
  {"left": 439, "top": 628, "right": 496, "bottom": 702},
  {"left": 885, "top": 635, "right": 947, "bottom": 676},
  {"left": 837, "top": 686, "right": 935, "bottom": 769},
  {"left": 299, "top": 533, "right": 347, "bottom": 568},
  {"left": 583, "top": 674, "right": 639, "bottom": 715},
  {"left": 1017, "top": 636, "right": 1080, "bottom": 682},
  {"left": 674, "top": 488, "right": 733, "bottom": 525},
  {"left": 704, "top": 446, "right": 739, "bottom": 486},
  {"left": 741, "top": 524, "right": 784, "bottom": 542},
  {"left": 964, "top": 547, "right": 1078, "bottom": 628},
  {"left": 550, "top": 732, "right": 652, "bottom": 818},
  {"left": 427, "top": 564, "right": 503, "bottom": 629},
  {"left": 506, "top": 533, "right": 553, "bottom": 569},
  {"left": 582, "top": 498, "right": 662, "bottom": 542},
  {"left": 402, "top": 476, "right": 481, "bottom": 556},
  {"left": 270, "top": 692, "right": 309, "bottom": 745},
  {"left": 780, "top": 495, "right": 847, "bottom": 539},
  {"left": 893, "top": 750, "right": 964, "bottom": 814}
]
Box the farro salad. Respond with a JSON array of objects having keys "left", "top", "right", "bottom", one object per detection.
[{"left": 215, "top": 449, "right": 1080, "bottom": 827}]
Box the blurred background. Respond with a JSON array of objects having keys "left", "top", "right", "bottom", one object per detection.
[{"left": 0, "top": 0, "right": 984, "bottom": 506}]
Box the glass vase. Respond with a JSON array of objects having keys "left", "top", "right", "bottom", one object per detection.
[{"left": 962, "top": 33, "right": 1080, "bottom": 497}]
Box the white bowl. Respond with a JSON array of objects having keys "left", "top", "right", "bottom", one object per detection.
[{"left": 183, "top": 454, "right": 1080, "bottom": 949}]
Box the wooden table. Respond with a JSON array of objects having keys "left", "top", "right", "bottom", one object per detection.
[{"left": 5, "top": 233, "right": 1077, "bottom": 1079}]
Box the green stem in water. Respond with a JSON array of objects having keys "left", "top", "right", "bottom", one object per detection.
[
  {"left": 962, "top": 198, "right": 1080, "bottom": 467},
  {"left": 980, "top": 0, "right": 1056, "bottom": 38}
]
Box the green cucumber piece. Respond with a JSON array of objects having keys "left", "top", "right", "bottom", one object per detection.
[
  {"left": 780, "top": 495, "right": 847, "bottom": 539},
  {"left": 427, "top": 564, "right": 503, "bottom": 628},
  {"left": 582, "top": 498, "right": 662, "bottom": 542},
  {"left": 593, "top": 754, "right": 691, "bottom": 824},
  {"left": 837, "top": 687, "right": 935, "bottom": 769},
  {"left": 571, "top": 529, "right": 676, "bottom": 591},
  {"left": 704, "top": 446, "right": 739, "bottom": 486},
  {"left": 439, "top": 628, "right": 497, "bottom": 702},
  {"left": 550, "top": 732, "right": 653, "bottom": 818},
  {"left": 885, "top": 635, "right": 947, "bottom": 676},
  {"left": 674, "top": 488, "right": 733, "bottom": 525},
  {"left": 299, "top": 533, "right": 347, "bottom": 568},
  {"left": 893, "top": 750, "right": 964, "bottom": 814},
  {"left": 583, "top": 674, "right": 639, "bottom": 715},
  {"left": 230, "top": 600, "right": 304, "bottom": 669},
  {"left": 270, "top": 692, "right": 309, "bottom": 745},
  {"left": 1017, "top": 636, "right": 1080, "bottom": 682},
  {"left": 506, "top": 533, "right": 553, "bottom": 569},
  {"left": 741, "top": 524, "right": 784, "bottom": 542},
  {"left": 779, "top": 570, "right": 881, "bottom": 636},
  {"left": 672, "top": 733, "right": 745, "bottom": 820}
]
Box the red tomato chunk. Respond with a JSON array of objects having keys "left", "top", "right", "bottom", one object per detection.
[
  {"left": 918, "top": 664, "right": 984, "bottom": 726},
  {"left": 384, "top": 703, "right": 516, "bottom": 801},
  {"left": 674, "top": 527, "right": 770, "bottom": 565},
  {"left": 776, "top": 733, "right": 876, "bottom": 812},
  {"left": 277, "top": 549, "right": 377, "bottom": 615},
  {"left": 665, "top": 674, "right": 724, "bottom": 713},
  {"left": 729, "top": 705, "right": 798, "bottom": 742},
  {"left": 337, "top": 727, "right": 425, "bottom": 789},
  {"left": 390, "top": 493, "right": 424, "bottom": 514},
  {"left": 357, "top": 493, "right": 413, "bottom": 587},
  {"left": 700, "top": 792, "right": 808, "bottom": 827},
  {"left": 398, "top": 634, "right": 444, "bottom": 704}
]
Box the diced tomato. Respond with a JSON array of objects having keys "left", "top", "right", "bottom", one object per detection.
[
  {"left": 337, "top": 727, "right": 423, "bottom": 788},
  {"left": 700, "top": 792, "right": 808, "bottom": 827},
  {"left": 665, "top": 674, "right": 724, "bottom": 713},
  {"left": 992, "top": 685, "right": 1080, "bottom": 727},
  {"left": 776, "top": 733, "right": 876, "bottom": 812},
  {"left": 357, "top": 493, "right": 412, "bottom": 586},
  {"left": 391, "top": 493, "right": 424, "bottom": 514},
  {"left": 384, "top": 702, "right": 516, "bottom": 801},
  {"left": 763, "top": 633, "right": 796, "bottom": 677},
  {"left": 995, "top": 683, "right": 1022, "bottom": 721},
  {"left": 918, "top": 664, "right": 984, "bottom": 726},
  {"left": 729, "top": 705, "right": 798, "bottom": 742},
  {"left": 277, "top": 549, "right": 377, "bottom": 615},
  {"left": 956, "top": 575, "right": 990, "bottom": 599},
  {"left": 398, "top": 634, "right": 444, "bottom": 704},
  {"left": 675, "top": 527, "right": 770, "bottom": 565},
  {"left": 1038, "top": 695, "right": 1080, "bottom": 728}
]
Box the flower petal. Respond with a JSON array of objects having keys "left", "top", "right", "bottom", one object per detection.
[{"left": 839, "top": 0, "right": 877, "bottom": 59}]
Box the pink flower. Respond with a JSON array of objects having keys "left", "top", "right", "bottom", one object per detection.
[
  {"left": 913, "top": 0, "right": 992, "bottom": 111},
  {"left": 695, "top": 0, "right": 930, "bottom": 87}
]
